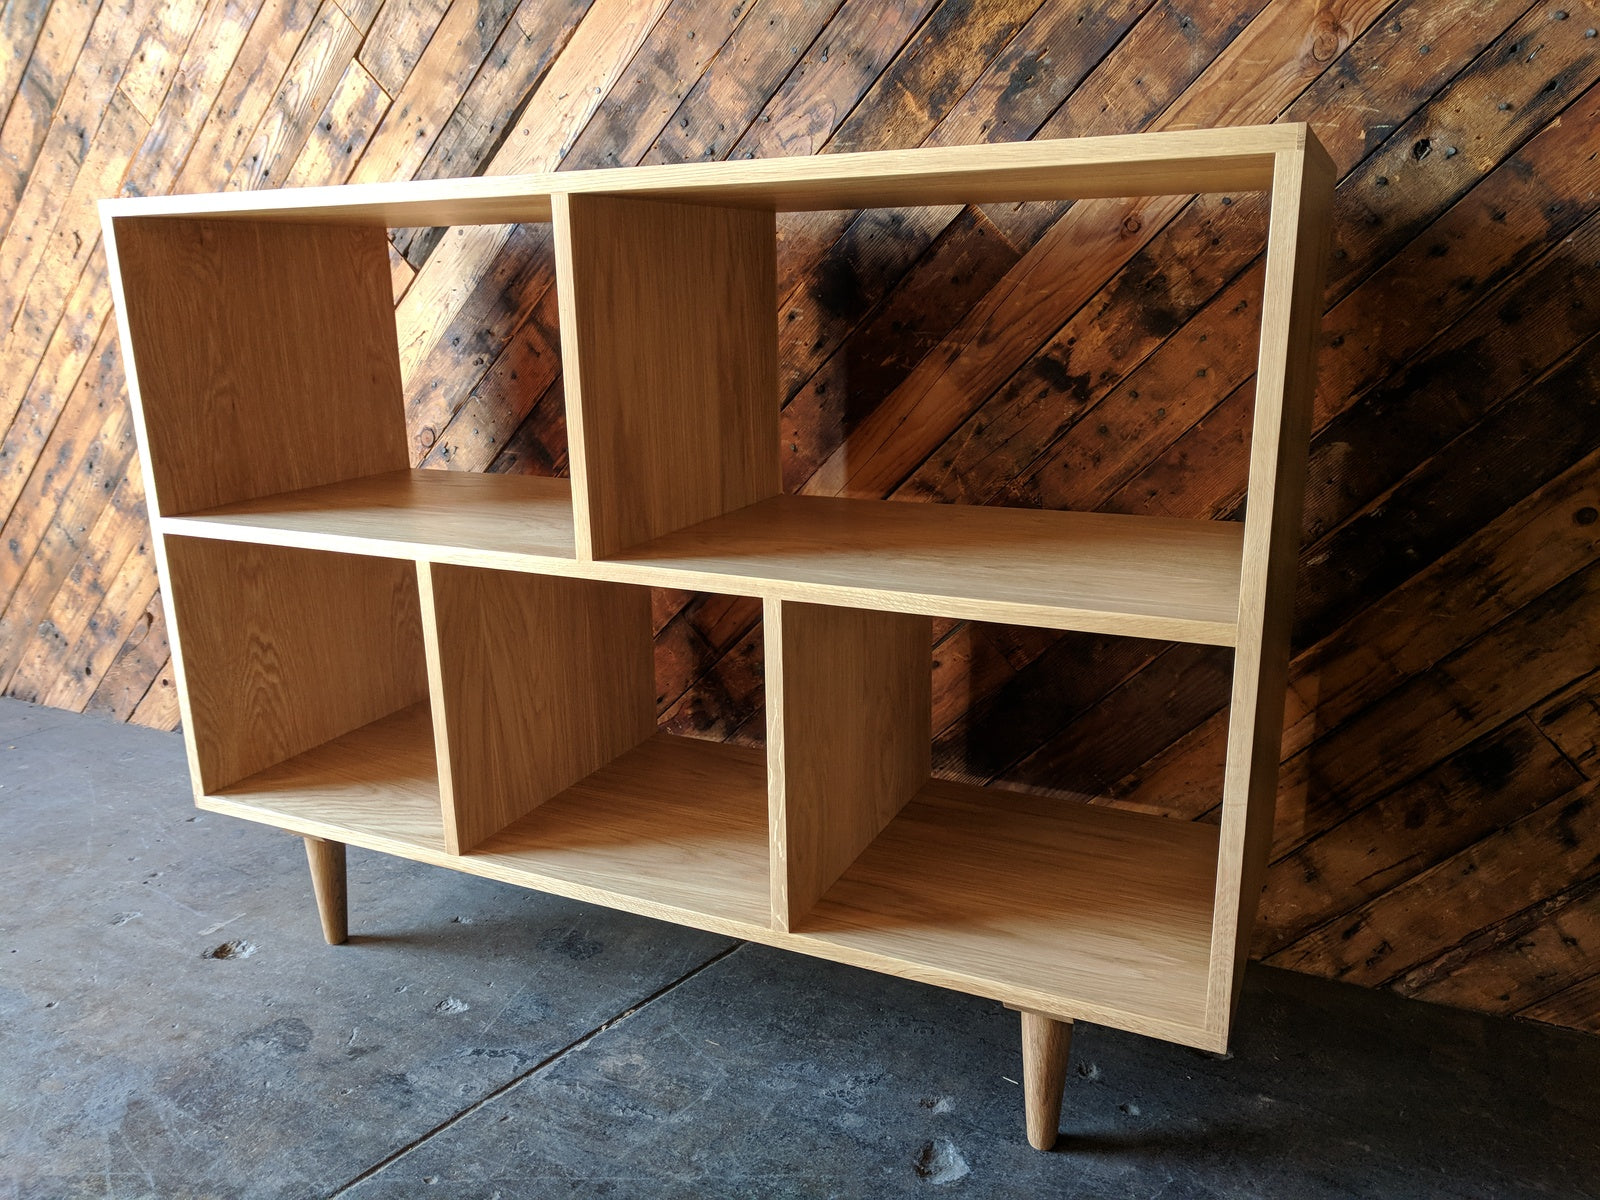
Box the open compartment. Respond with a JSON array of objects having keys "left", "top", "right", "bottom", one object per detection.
[
  {"left": 420, "top": 564, "right": 768, "bottom": 933},
  {"left": 163, "top": 536, "right": 443, "bottom": 850},
  {"left": 552, "top": 181, "right": 1268, "bottom": 647},
  {"left": 767, "top": 598, "right": 1220, "bottom": 1042},
  {"left": 109, "top": 211, "right": 576, "bottom": 567}
]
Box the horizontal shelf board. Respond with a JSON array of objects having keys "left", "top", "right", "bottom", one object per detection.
[
  {"left": 203, "top": 707, "right": 1221, "bottom": 1045},
  {"left": 795, "top": 779, "right": 1219, "bottom": 1033},
  {"left": 206, "top": 707, "right": 769, "bottom": 935},
  {"left": 102, "top": 126, "right": 1305, "bottom": 226},
  {"left": 611, "top": 495, "right": 1244, "bottom": 645},
  {"left": 471, "top": 733, "right": 770, "bottom": 929},
  {"left": 165, "top": 472, "right": 1241, "bottom": 644},
  {"left": 164, "top": 469, "right": 576, "bottom": 564}
]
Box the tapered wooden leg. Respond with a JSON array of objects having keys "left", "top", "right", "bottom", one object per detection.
[
  {"left": 1020, "top": 1009, "right": 1072, "bottom": 1150},
  {"left": 303, "top": 836, "right": 348, "bottom": 945}
]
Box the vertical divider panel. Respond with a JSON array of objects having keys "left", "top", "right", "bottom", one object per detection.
[
  {"left": 553, "top": 193, "right": 780, "bottom": 560},
  {"left": 766, "top": 600, "right": 932, "bottom": 931},
  {"left": 423, "top": 564, "right": 655, "bottom": 854},
  {"left": 163, "top": 538, "right": 429, "bottom": 794},
  {"left": 1207, "top": 135, "right": 1336, "bottom": 1036}
]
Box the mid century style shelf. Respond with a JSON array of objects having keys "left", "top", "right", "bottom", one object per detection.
[{"left": 101, "top": 124, "right": 1332, "bottom": 1151}]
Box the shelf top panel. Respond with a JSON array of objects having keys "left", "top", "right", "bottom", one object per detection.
[
  {"left": 101, "top": 125, "right": 1314, "bottom": 227},
  {"left": 612, "top": 494, "right": 1245, "bottom": 645}
]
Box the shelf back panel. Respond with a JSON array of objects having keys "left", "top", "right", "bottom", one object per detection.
[{"left": 110, "top": 216, "right": 407, "bottom": 517}]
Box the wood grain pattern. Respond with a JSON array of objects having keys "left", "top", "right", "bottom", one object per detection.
[
  {"left": 165, "top": 474, "right": 1245, "bottom": 644},
  {"left": 204, "top": 701, "right": 1221, "bottom": 1046},
  {"left": 1206, "top": 136, "right": 1334, "bottom": 1034},
  {"left": 107, "top": 215, "right": 406, "bottom": 516},
  {"left": 611, "top": 494, "right": 1245, "bottom": 644},
  {"left": 554, "top": 192, "right": 779, "bottom": 558},
  {"left": 422, "top": 562, "right": 653, "bottom": 853},
  {"left": 767, "top": 600, "right": 930, "bottom": 930},
  {"left": 6, "top": 0, "right": 1598, "bottom": 1034},
  {"left": 1019, "top": 1010, "right": 1072, "bottom": 1151},
  {"left": 162, "top": 536, "right": 427, "bottom": 792},
  {"left": 302, "top": 835, "right": 348, "bottom": 944}
]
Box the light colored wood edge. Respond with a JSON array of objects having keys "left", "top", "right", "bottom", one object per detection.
[
  {"left": 153, "top": 519, "right": 1241, "bottom": 648},
  {"left": 1020, "top": 1009, "right": 1073, "bottom": 1151},
  {"left": 196, "top": 784, "right": 1224, "bottom": 1051},
  {"left": 99, "top": 124, "right": 1309, "bottom": 224},
  {"left": 1205, "top": 133, "right": 1335, "bottom": 1039},
  {"left": 100, "top": 210, "right": 205, "bottom": 800},
  {"left": 550, "top": 193, "right": 595, "bottom": 559},
  {"left": 415, "top": 562, "right": 462, "bottom": 851},
  {"left": 302, "top": 835, "right": 349, "bottom": 945},
  {"left": 766, "top": 600, "right": 932, "bottom": 930}
]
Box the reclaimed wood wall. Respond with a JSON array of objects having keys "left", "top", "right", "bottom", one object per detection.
[{"left": 2, "top": 0, "right": 1598, "bottom": 1034}]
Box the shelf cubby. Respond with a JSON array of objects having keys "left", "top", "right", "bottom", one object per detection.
[
  {"left": 162, "top": 536, "right": 434, "bottom": 801},
  {"left": 104, "top": 123, "right": 1334, "bottom": 1145},
  {"left": 796, "top": 778, "right": 1219, "bottom": 1040},
  {"left": 764, "top": 597, "right": 1218, "bottom": 1041},
  {"left": 419, "top": 561, "right": 770, "bottom": 929}
]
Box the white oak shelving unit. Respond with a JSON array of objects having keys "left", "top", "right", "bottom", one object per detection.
[{"left": 101, "top": 124, "right": 1332, "bottom": 1150}]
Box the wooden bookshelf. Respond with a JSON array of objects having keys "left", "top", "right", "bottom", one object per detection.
[{"left": 102, "top": 123, "right": 1333, "bottom": 1151}]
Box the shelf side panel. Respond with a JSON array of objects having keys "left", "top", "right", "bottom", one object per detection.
[
  {"left": 767, "top": 600, "right": 931, "bottom": 930},
  {"left": 424, "top": 564, "right": 655, "bottom": 854},
  {"left": 1209, "top": 137, "right": 1336, "bottom": 1036},
  {"left": 554, "top": 193, "right": 779, "bottom": 559},
  {"left": 110, "top": 216, "right": 407, "bottom": 517},
  {"left": 164, "top": 537, "right": 429, "bottom": 793}
]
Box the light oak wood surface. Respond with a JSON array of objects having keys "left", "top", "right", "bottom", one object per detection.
[
  {"left": 422, "top": 563, "right": 654, "bottom": 853},
  {"left": 109, "top": 217, "right": 406, "bottom": 517},
  {"left": 801, "top": 777, "right": 1219, "bottom": 1038},
  {"left": 164, "top": 469, "right": 576, "bottom": 561},
  {"left": 104, "top": 125, "right": 1332, "bottom": 1082},
  {"left": 302, "top": 836, "right": 349, "bottom": 945},
  {"left": 1020, "top": 1010, "right": 1073, "bottom": 1151},
  {"left": 205, "top": 704, "right": 1222, "bottom": 1046},
  {"left": 612, "top": 494, "right": 1244, "bottom": 645},
  {"left": 162, "top": 537, "right": 428, "bottom": 792},
  {"left": 1206, "top": 136, "right": 1335, "bottom": 1037},
  {"left": 99, "top": 124, "right": 1303, "bottom": 226},
  {"left": 555, "top": 192, "right": 779, "bottom": 558},
  {"left": 211, "top": 706, "right": 772, "bottom": 932},
  {"left": 164, "top": 476, "right": 1245, "bottom": 645},
  {"left": 767, "top": 601, "right": 931, "bottom": 930}
]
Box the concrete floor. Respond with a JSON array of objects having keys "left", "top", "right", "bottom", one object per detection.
[{"left": 1, "top": 698, "right": 1597, "bottom": 1199}]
